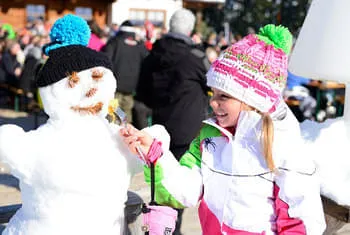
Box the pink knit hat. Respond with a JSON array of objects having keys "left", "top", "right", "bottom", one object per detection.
[{"left": 207, "top": 24, "right": 293, "bottom": 113}]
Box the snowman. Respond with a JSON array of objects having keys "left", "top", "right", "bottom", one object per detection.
[{"left": 0, "top": 14, "right": 142, "bottom": 235}]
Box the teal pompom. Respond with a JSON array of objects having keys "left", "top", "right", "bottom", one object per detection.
[
  {"left": 256, "top": 24, "right": 293, "bottom": 55},
  {"left": 44, "top": 14, "right": 91, "bottom": 55}
]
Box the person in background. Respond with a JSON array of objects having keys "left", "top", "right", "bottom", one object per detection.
[
  {"left": 87, "top": 20, "right": 105, "bottom": 52},
  {"left": 121, "top": 24, "right": 326, "bottom": 235},
  {"left": 19, "top": 38, "right": 44, "bottom": 110},
  {"left": 102, "top": 20, "right": 148, "bottom": 123},
  {"left": 191, "top": 31, "right": 203, "bottom": 45},
  {"left": 283, "top": 71, "right": 317, "bottom": 121},
  {"left": 135, "top": 8, "right": 210, "bottom": 235},
  {"left": 203, "top": 32, "right": 217, "bottom": 50},
  {"left": 131, "top": 20, "right": 156, "bottom": 129},
  {"left": 0, "top": 23, "right": 16, "bottom": 40},
  {"left": 23, "top": 35, "right": 40, "bottom": 57},
  {"left": 205, "top": 46, "right": 218, "bottom": 64},
  {"left": 0, "top": 40, "right": 22, "bottom": 87},
  {"left": 109, "top": 23, "right": 119, "bottom": 38},
  {"left": 144, "top": 20, "right": 155, "bottom": 51}
]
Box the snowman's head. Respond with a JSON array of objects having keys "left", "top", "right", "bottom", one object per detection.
[
  {"left": 36, "top": 14, "right": 116, "bottom": 120},
  {"left": 38, "top": 66, "right": 116, "bottom": 120}
]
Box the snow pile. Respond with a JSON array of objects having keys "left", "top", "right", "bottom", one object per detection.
[{"left": 301, "top": 117, "right": 350, "bottom": 206}]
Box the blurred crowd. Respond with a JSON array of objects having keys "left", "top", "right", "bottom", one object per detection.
[
  {"left": 0, "top": 18, "right": 51, "bottom": 110},
  {"left": 0, "top": 14, "right": 238, "bottom": 113},
  {"left": 0, "top": 12, "right": 342, "bottom": 123}
]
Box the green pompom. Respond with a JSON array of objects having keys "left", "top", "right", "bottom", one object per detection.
[{"left": 256, "top": 24, "right": 293, "bottom": 55}]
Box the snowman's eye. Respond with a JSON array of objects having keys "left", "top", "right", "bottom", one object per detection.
[
  {"left": 68, "top": 71, "right": 80, "bottom": 88},
  {"left": 91, "top": 69, "right": 104, "bottom": 81}
]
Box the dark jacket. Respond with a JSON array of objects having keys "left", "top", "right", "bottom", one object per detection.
[
  {"left": 103, "top": 30, "right": 148, "bottom": 94},
  {"left": 19, "top": 56, "right": 41, "bottom": 93},
  {"left": 137, "top": 33, "right": 210, "bottom": 157},
  {"left": 0, "top": 51, "right": 21, "bottom": 86}
]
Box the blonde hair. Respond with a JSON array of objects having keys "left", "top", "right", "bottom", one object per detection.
[
  {"left": 241, "top": 104, "right": 275, "bottom": 171},
  {"left": 261, "top": 112, "right": 275, "bottom": 171}
]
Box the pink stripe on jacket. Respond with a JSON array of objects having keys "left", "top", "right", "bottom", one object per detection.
[{"left": 197, "top": 183, "right": 307, "bottom": 235}]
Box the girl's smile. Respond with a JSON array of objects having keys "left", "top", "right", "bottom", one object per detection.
[{"left": 210, "top": 88, "right": 243, "bottom": 128}]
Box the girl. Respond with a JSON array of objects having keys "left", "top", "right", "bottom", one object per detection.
[{"left": 121, "top": 24, "right": 326, "bottom": 235}]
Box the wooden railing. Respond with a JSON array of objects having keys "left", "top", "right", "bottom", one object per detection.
[
  {"left": 322, "top": 196, "right": 350, "bottom": 223},
  {"left": 0, "top": 83, "right": 24, "bottom": 112}
]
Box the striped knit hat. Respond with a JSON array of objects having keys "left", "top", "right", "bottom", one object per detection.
[{"left": 207, "top": 24, "right": 293, "bottom": 113}]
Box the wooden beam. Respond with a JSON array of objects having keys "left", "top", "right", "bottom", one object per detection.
[{"left": 322, "top": 196, "right": 350, "bottom": 223}]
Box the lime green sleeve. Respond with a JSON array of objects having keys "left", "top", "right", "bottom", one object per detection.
[{"left": 143, "top": 135, "right": 202, "bottom": 208}]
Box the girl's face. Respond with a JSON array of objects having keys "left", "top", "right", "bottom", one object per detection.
[{"left": 210, "top": 88, "right": 242, "bottom": 128}]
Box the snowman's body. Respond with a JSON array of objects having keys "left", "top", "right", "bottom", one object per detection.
[
  {"left": 301, "top": 118, "right": 350, "bottom": 207},
  {"left": 0, "top": 67, "right": 141, "bottom": 235}
]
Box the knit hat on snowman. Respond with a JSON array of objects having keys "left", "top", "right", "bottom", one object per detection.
[
  {"left": 207, "top": 24, "right": 293, "bottom": 114},
  {"left": 36, "top": 14, "right": 116, "bottom": 119}
]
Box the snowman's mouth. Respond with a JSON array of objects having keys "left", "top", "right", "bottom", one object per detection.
[{"left": 71, "top": 102, "right": 103, "bottom": 115}]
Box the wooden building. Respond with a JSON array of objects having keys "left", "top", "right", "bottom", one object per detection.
[
  {"left": 110, "top": 0, "right": 182, "bottom": 28},
  {"left": 0, "top": 0, "right": 225, "bottom": 33},
  {"left": 110, "top": 0, "right": 224, "bottom": 31},
  {"left": 0, "top": 0, "right": 114, "bottom": 31},
  {"left": 183, "top": 0, "right": 225, "bottom": 9}
]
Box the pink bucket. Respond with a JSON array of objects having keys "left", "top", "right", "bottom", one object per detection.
[{"left": 142, "top": 204, "right": 178, "bottom": 234}]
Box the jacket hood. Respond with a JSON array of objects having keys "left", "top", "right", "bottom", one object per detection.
[{"left": 151, "top": 33, "right": 193, "bottom": 67}]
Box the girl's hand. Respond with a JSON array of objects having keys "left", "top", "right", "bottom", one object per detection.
[{"left": 119, "top": 124, "right": 153, "bottom": 160}]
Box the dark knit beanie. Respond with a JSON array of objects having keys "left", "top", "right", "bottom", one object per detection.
[
  {"left": 120, "top": 20, "right": 134, "bottom": 27},
  {"left": 36, "top": 45, "right": 112, "bottom": 87},
  {"left": 36, "top": 14, "right": 112, "bottom": 87}
]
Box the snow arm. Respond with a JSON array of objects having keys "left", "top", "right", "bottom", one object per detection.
[{"left": 0, "top": 124, "right": 32, "bottom": 175}]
